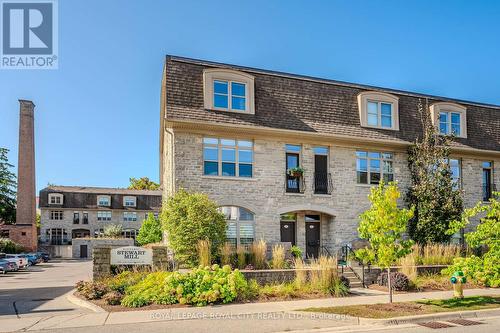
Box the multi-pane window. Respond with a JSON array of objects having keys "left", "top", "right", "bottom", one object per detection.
[
  {"left": 49, "top": 194, "right": 63, "bottom": 205},
  {"left": 213, "top": 80, "right": 246, "bottom": 111},
  {"left": 123, "top": 212, "right": 137, "bottom": 222},
  {"left": 50, "top": 210, "right": 63, "bottom": 220},
  {"left": 439, "top": 112, "right": 461, "bottom": 136},
  {"left": 356, "top": 151, "right": 394, "bottom": 184},
  {"left": 220, "top": 206, "right": 255, "bottom": 247},
  {"left": 483, "top": 161, "right": 493, "bottom": 201},
  {"left": 98, "top": 196, "right": 110, "bottom": 206},
  {"left": 367, "top": 101, "right": 393, "bottom": 128},
  {"left": 203, "top": 138, "right": 253, "bottom": 177},
  {"left": 122, "top": 229, "right": 139, "bottom": 239},
  {"left": 97, "top": 211, "right": 112, "bottom": 221},
  {"left": 124, "top": 196, "right": 136, "bottom": 207},
  {"left": 73, "top": 212, "right": 79, "bottom": 224}
]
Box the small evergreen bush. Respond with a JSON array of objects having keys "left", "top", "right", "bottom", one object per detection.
[{"left": 377, "top": 272, "right": 410, "bottom": 291}]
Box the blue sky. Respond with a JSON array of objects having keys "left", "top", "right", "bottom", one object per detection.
[{"left": 1, "top": 0, "right": 500, "bottom": 192}]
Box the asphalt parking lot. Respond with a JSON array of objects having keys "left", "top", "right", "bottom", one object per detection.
[{"left": 0, "top": 259, "right": 93, "bottom": 318}]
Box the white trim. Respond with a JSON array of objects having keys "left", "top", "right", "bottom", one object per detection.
[
  {"left": 430, "top": 102, "right": 467, "bottom": 138},
  {"left": 97, "top": 195, "right": 111, "bottom": 207},
  {"left": 203, "top": 69, "right": 255, "bottom": 114},
  {"left": 123, "top": 196, "right": 137, "bottom": 207},
  {"left": 357, "top": 91, "right": 400, "bottom": 131},
  {"left": 48, "top": 193, "right": 64, "bottom": 205}
]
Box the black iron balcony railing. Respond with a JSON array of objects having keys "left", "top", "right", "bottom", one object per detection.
[
  {"left": 73, "top": 218, "right": 79, "bottom": 224},
  {"left": 83, "top": 217, "right": 88, "bottom": 224},
  {"left": 314, "top": 172, "right": 332, "bottom": 194},
  {"left": 285, "top": 175, "right": 305, "bottom": 193}
]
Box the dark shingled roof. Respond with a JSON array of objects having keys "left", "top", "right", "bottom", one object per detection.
[{"left": 164, "top": 56, "right": 500, "bottom": 152}]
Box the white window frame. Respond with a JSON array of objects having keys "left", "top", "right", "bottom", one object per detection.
[
  {"left": 446, "top": 158, "right": 462, "bottom": 189},
  {"left": 219, "top": 206, "right": 255, "bottom": 248},
  {"left": 429, "top": 102, "right": 467, "bottom": 138},
  {"left": 356, "top": 151, "right": 394, "bottom": 185},
  {"left": 203, "top": 137, "right": 254, "bottom": 178},
  {"left": 203, "top": 69, "right": 255, "bottom": 114},
  {"left": 97, "top": 211, "right": 112, "bottom": 221},
  {"left": 97, "top": 195, "right": 111, "bottom": 207},
  {"left": 123, "top": 212, "right": 137, "bottom": 222},
  {"left": 357, "top": 91, "right": 399, "bottom": 130},
  {"left": 48, "top": 193, "right": 63, "bottom": 205},
  {"left": 123, "top": 196, "right": 136, "bottom": 207},
  {"left": 49, "top": 210, "right": 63, "bottom": 220}
]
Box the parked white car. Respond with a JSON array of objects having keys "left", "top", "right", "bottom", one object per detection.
[{"left": 3, "top": 254, "right": 28, "bottom": 268}]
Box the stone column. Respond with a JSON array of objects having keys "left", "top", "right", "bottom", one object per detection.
[
  {"left": 15, "top": 100, "right": 37, "bottom": 251},
  {"left": 152, "top": 246, "right": 171, "bottom": 271},
  {"left": 92, "top": 246, "right": 111, "bottom": 280}
]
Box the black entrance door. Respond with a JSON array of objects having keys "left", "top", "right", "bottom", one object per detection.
[
  {"left": 314, "top": 154, "right": 328, "bottom": 194},
  {"left": 305, "top": 222, "right": 320, "bottom": 258},
  {"left": 80, "top": 245, "right": 88, "bottom": 258},
  {"left": 280, "top": 221, "right": 296, "bottom": 245}
]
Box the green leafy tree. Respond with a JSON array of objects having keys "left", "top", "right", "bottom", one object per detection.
[
  {"left": 358, "top": 182, "right": 414, "bottom": 302},
  {"left": 136, "top": 213, "right": 163, "bottom": 246},
  {"left": 0, "top": 148, "right": 16, "bottom": 224},
  {"left": 161, "top": 189, "right": 226, "bottom": 267},
  {"left": 445, "top": 193, "right": 500, "bottom": 287},
  {"left": 128, "top": 177, "right": 160, "bottom": 190},
  {"left": 406, "top": 100, "right": 463, "bottom": 244}
]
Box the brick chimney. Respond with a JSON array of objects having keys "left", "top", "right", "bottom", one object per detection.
[{"left": 14, "top": 100, "right": 37, "bottom": 250}]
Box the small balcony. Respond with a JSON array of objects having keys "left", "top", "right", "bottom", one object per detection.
[
  {"left": 483, "top": 183, "right": 496, "bottom": 202},
  {"left": 314, "top": 172, "right": 332, "bottom": 194},
  {"left": 285, "top": 175, "right": 305, "bottom": 193},
  {"left": 73, "top": 218, "right": 79, "bottom": 224}
]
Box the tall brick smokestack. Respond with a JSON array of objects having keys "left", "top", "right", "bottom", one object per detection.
[{"left": 15, "top": 100, "right": 37, "bottom": 250}]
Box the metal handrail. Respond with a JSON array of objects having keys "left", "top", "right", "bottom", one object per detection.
[
  {"left": 313, "top": 172, "right": 333, "bottom": 194},
  {"left": 285, "top": 174, "right": 305, "bottom": 193}
]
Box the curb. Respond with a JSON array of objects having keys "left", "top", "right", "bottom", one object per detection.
[
  {"left": 358, "top": 307, "right": 500, "bottom": 325},
  {"left": 66, "top": 289, "right": 107, "bottom": 313}
]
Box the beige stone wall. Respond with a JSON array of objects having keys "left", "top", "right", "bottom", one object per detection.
[
  {"left": 40, "top": 208, "right": 159, "bottom": 243},
  {"left": 162, "top": 128, "right": 499, "bottom": 254}
]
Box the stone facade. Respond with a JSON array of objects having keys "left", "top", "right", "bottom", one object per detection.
[
  {"left": 74, "top": 238, "right": 133, "bottom": 259},
  {"left": 160, "top": 57, "right": 500, "bottom": 257},
  {"left": 162, "top": 130, "right": 499, "bottom": 255},
  {"left": 38, "top": 186, "right": 162, "bottom": 246}
]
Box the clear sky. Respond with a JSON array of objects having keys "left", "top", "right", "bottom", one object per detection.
[{"left": 1, "top": 0, "right": 500, "bottom": 192}]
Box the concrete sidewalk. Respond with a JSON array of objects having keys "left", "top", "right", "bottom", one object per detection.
[{"left": 1, "top": 288, "right": 499, "bottom": 332}]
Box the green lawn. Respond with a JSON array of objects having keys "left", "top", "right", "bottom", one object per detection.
[{"left": 300, "top": 296, "right": 500, "bottom": 319}]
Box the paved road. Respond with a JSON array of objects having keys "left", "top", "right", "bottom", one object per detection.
[{"left": 0, "top": 260, "right": 92, "bottom": 318}]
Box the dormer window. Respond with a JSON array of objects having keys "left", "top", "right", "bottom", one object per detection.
[
  {"left": 97, "top": 195, "right": 110, "bottom": 207},
  {"left": 48, "top": 193, "right": 63, "bottom": 205},
  {"left": 430, "top": 103, "right": 467, "bottom": 138},
  {"left": 357, "top": 91, "right": 399, "bottom": 130},
  {"left": 123, "top": 196, "right": 136, "bottom": 207},
  {"left": 203, "top": 69, "right": 255, "bottom": 114}
]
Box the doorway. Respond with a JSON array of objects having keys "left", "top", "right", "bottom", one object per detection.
[
  {"left": 80, "top": 245, "right": 88, "bottom": 258},
  {"left": 305, "top": 215, "right": 320, "bottom": 258}
]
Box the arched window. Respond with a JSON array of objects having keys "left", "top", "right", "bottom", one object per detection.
[
  {"left": 357, "top": 91, "right": 399, "bottom": 130},
  {"left": 219, "top": 206, "right": 255, "bottom": 247}
]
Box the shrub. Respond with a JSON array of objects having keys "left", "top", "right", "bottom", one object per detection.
[
  {"left": 78, "top": 281, "right": 109, "bottom": 300},
  {"left": 290, "top": 245, "right": 303, "bottom": 259},
  {"left": 398, "top": 246, "right": 418, "bottom": 283},
  {"left": 197, "top": 239, "right": 211, "bottom": 267},
  {"left": 0, "top": 238, "right": 24, "bottom": 253},
  {"left": 237, "top": 246, "right": 247, "bottom": 269},
  {"left": 271, "top": 244, "right": 285, "bottom": 269},
  {"left": 161, "top": 189, "right": 226, "bottom": 267},
  {"left": 121, "top": 265, "right": 248, "bottom": 307},
  {"left": 251, "top": 240, "right": 267, "bottom": 269},
  {"left": 136, "top": 213, "right": 162, "bottom": 246},
  {"left": 103, "top": 224, "right": 123, "bottom": 238},
  {"left": 104, "top": 271, "right": 147, "bottom": 293},
  {"left": 221, "top": 242, "right": 233, "bottom": 267},
  {"left": 377, "top": 272, "right": 410, "bottom": 291},
  {"left": 103, "top": 291, "right": 123, "bottom": 305},
  {"left": 293, "top": 257, "right": 306, "bottom": 287}
]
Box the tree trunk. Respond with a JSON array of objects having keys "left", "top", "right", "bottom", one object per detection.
[{"left": 387, "top": 267, "right": 393, "bottom": 303}]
